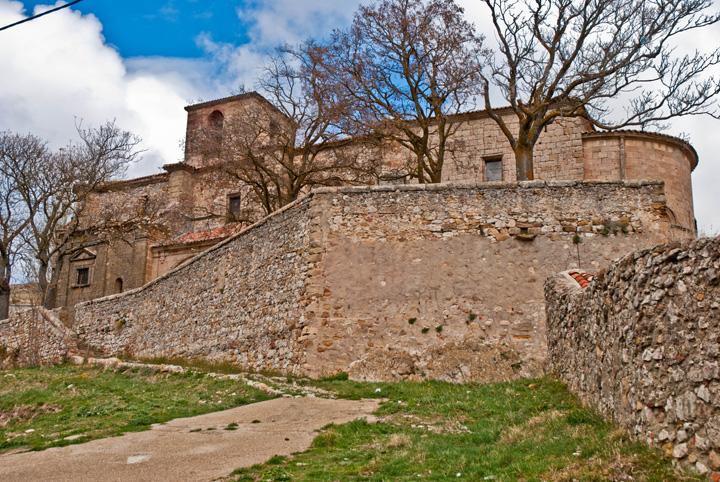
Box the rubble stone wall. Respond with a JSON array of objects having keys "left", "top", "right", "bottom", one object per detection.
[
  {"left": 72, "top": 181, "right": 675, "bottom": 380},
  {"left": 0, "top": 308, "right": 75, "bottom": 368},
  {"left": 299, "top": 181, "right": 673, "bottom": 381},
  {"left": 73, "top": 198, "right": 316, "bottom": 373},
  {"left": 546, "top": 237, "right": 720, "bottom": 475}
]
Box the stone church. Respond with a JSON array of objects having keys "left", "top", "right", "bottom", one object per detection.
[{"left": 54, "top": 92, "right": 698, "bottom": 309}]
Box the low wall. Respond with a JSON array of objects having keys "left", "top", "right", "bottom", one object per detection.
[
  {"left": 546, "top": 237, "right": 720, "bottom": 476},
  {"left": 74, "top": 180, "right": 675, "bottom": 381},
  {"left": 0, "top": 308, "right": 75, "bottom": 368}
]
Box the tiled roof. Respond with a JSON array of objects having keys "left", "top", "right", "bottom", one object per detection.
[
  {"left": 184, "top": 92, "right": 280, "bottom": 113},
  {"left": 173, "top": 224, "right": 244, "bottom": 245},
  {"left": 94, "top": 172, "right": 169, "bottom": 192},
  {"left": 567, "top": 271, "right": 594, "bottom": 289}
]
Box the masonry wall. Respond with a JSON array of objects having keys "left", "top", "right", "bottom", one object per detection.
[
  {"left": 0, "top": 308, "right": 75, "bottom": 369},
  {"left": 73, "top": 198, "right": 316, "bottom": 372},
  {"left": 73, "top": 181, "right": 675, "bottom": 381},
  {"left": 443, "top": 115, "right": 591, "bottom": 183},
  {"left": 582, "top": 132, "right": 697, "bottom": 233},
  {"left": 298, "top": 181, "right": 673, "bottom": 381},
  {"left": 546, "top": 237, "right": 720, "bottom": 476}
]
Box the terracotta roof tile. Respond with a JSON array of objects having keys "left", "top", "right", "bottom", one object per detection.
[
  {"left": 172, "top": 224, "right": 243, "bottom": 245},
  {"left": 568, "top": 271, "right": 594, "bottom": 289}
]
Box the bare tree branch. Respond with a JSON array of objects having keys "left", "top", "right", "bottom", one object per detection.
[
  {"left": 480, "top": 0, "right": 720, "bottom": 180},
  {"left": 324, "top": 0, "right": 486, "bottom": 183}
]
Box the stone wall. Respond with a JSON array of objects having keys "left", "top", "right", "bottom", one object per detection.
[
  {"left": 73, "top": 181, "right": 676, "bottom": 381},
  {"left": 444, "top": 113, "right": 591, "bottom": 183},
  {"left": 582, "top": 131, "right": 697, "bottom": 233},
  {"left": 546, "top": 237, "right": 720, "bottom": 476},
  {"left": 74, "top": 198, "right": 316, "bottom": 372},
  {"left": 300, "top": 181, "right": 674, "bottom": 381},
  {"left": 0, "top": 308, "right": 75, "bottom": 368}
]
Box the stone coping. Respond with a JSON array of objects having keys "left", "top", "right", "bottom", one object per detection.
[
  {"left": 94, "top": 172, "right": 170, "bottom": 192},
  {"left": 75, "top": 179, "right": 664, "bottom": 308}
]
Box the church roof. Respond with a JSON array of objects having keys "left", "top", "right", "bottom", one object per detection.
[{"left": 155, "top": 224, "right": 244, "bottom": 249}]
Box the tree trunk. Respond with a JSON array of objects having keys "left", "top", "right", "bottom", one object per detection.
[
  {"left": 514, "top": 143, "right": 535, "bottom": 181},
  {"left": 0, "top": 277, "right": 9, "bottom": 320},
  {"left": 38, "top": 260, "right": 58, "bottom": 309}
]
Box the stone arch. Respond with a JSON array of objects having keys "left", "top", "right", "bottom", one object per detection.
[{"left": 208, "top": 110, "right": 224, "bottom": 131}]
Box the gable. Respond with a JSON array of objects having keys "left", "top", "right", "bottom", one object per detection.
[{"left": 70, "top": 247, "right": 97, "bottom": 262}]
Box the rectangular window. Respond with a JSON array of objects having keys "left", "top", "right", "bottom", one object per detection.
[
  {"left": 228, "top": 194, "right": 242, "bottom": 221},
  {"left": 76, "top": 267, "right": 90, "bottom": 286},
  {"left": 484, "top": 157, "right": 503, "bottom": 182}
]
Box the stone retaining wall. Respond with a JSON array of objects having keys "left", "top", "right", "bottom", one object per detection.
[
  {"left": 74, "top": 180, "right": 676, "bottom": 381},
  {"left": 0, "top": 308, "right": 75, "bottom": 368},
  {"left": 74, "top": 197, "right": 315, "bottom": 372},
  {"left": 546, "top": 237, "right": 720, "bottom": 476}
]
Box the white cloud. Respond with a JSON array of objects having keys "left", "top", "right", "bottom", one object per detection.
[
  {"left": 457, "top": 0, "right": 720, "bottom": 235},
  {"left": 0, "top": 0, "right": 718, "bottom": 233},
  {"left": 0, "top": 1, "right": 197, "bottom": 176},
  {"left": 192, "top": 0, "right": 363, "bottom": 94},
  {"left": 237, "top": 0, "right": 361, "bottom": 46}
]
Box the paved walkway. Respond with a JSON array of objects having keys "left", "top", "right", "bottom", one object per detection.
[{"left": 0, "top": 397, "right": 380, "bottom": 482}]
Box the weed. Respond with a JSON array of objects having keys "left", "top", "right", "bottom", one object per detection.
[
  {"left": 319, "top": 372, "right": 349, "bottom": 382},
  {"left": 114, "top": 317, "right": 126, "bottom": 332},
  {"left": 421, "top": 327, "right": 430, "bottom": 334},
  {"left": 408, "top": 317, "right": 417, "bottom": 325},
  {"left": 267, "top": 455, "right": 287, "bottom": 465},
  {"left": 435, "top": 325, "right": 443, "bottom": 333}
]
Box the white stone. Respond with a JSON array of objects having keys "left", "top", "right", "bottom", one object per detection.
[
  {"left": 696, "top": 385, "right": 711, "bottom": 403},
  {"left": 672, "top": 443, "right": 688, "bottom": 459},
  {"left": 127, "top": 454, "right": 152, "bottom": 465}
]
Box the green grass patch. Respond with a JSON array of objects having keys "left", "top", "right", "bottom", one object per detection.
[
  {"left": 0, "top": 365, "right": 273, "bottom": 452},
  {"left": 232, "top": 377, "right": 699, "bottom": 481},
  {"left": 319, "top": 372, "right": 349, "bottom": 382}
]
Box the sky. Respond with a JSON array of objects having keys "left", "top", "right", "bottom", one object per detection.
[{"left": 0, "top": 0, "right": 718, "bottom": 233}]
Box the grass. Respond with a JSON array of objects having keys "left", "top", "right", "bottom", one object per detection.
[
  {"left": 233, "top": 377, "right": 700, "bottom": 482},
  {"left": 0, "top": 364, "right": 700, "bottom": 481},
  {"left": 0, "top": 365, "right": 273, "bottom": 451}
]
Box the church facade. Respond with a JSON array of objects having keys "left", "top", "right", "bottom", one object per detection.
[{"left": 53, "top": 92, "right": 698, "bottom": 308}]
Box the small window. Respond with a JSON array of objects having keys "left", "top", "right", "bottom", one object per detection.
[
  {"left": 228, "top": 193, "right": 242, "bottom": 221},
  {"left": 484, "top": 156, "right": 503, "bottom": 182},
  {"left": 76, "top": 268, "right": 90, "bottom": 287},
  {"left": 208, "top": 110, "right": 224, "bottom": 130}
]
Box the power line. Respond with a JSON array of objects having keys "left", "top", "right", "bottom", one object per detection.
[{"left": 0, "top": 0, "right": 86, "bottom": 33}]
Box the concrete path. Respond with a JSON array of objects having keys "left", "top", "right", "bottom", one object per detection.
[{"left": 0, "top": 397, "right": 380, "bottom": 482}]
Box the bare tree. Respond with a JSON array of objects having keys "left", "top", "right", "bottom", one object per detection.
[
  {"left": 0, "top": 133, "right": 48, "bottom": 319},
  {"left": 16, "top": 122, "right": 142, "bottom": 308},
  {"left": 480, "top": 0, "right": 720, "bottom": 180},
  {"left": 325, "top": 0, "right": 485, "bottom": 183},
  {"left": 193, "top": 44, "right": 380, "bottom": 215}
]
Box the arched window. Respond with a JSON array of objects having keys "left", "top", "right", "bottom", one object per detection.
[
  {"left": 209, "top": 110, "right": 224, "bottom": 131},
  {"left": 208, "top": 110, "right": 224, "bottom": 155},
  {"left": 115, "top": 277, "right": 124, "bottom": 294}
]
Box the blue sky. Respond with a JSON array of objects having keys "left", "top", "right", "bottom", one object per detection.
[{"left": 19, "top": 0, "right": 250, "bottom": 57}]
